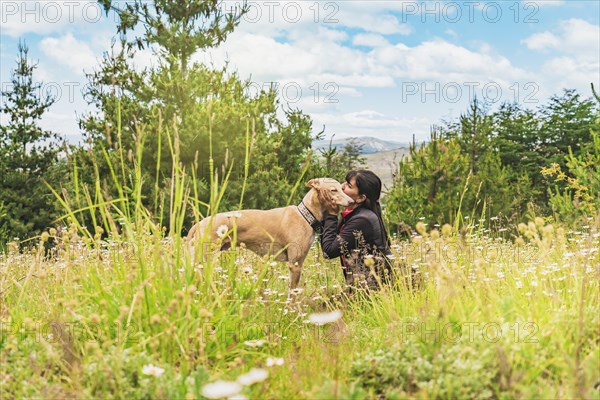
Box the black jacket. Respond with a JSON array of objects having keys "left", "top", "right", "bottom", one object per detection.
[
  {"left": 321, "top": 205, "right": 388, "bottom": 258},
  {"left": 320, "top": 205, "right": 393, "bottom": 288}
]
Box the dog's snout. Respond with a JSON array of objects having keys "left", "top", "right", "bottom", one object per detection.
[{"left": 342, "top": 193, "right": 354, "bottom": 205}]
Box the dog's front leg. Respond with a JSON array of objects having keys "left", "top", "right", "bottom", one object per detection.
[{"left": 288, "top": 261, "right": 302, "bottom": 291}]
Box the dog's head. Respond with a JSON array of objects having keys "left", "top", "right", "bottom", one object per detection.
[{"left": 306, "top": 178, "right": 354, "bottom": 214}]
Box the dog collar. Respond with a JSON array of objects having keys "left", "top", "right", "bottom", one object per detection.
[{"left": 297, "top": 202, "right": 322, "bottom": 232}]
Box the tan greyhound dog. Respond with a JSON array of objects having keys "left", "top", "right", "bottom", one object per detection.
[{"left": 187, "top": 178, "right": 354, "bottom": 290}]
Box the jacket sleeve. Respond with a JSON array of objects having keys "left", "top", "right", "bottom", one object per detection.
[{"left": 320, "top": 214, "right": 374, "bottom": 259}]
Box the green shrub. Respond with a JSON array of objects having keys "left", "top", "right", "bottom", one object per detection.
[
  {"left": 351, "top": 340, "right": 500, "bottom": 399},
  {"left": 542, "top": 130, "right": 600, "bottom": 226}
]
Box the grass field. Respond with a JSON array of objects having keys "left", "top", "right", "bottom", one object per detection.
[{"left": 1, "top": 215, "right": 599, "bottom": 399}]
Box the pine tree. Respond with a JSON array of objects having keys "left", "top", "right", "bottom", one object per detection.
[
  {"left": 385, "top": 127, "right": 471, "bottom": 230},
  {"left": 493, "top": 102, "right": 544, "bottom": 216},
  {"left": 77, "top": 0, "right": 316, "bottom": 227},
  {"left": 452, "top": 98, "right": 493, "bottom": 174},
  {"left": 0, "top": 41, "right": 64, "bottom": 244},
  {"left": 539, "top": 89, "right": 597, "bottom": 167}
]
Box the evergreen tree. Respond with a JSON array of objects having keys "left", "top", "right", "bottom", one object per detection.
[
  {"left": 493, "top": 102, "right": 544, "bottom": 216},
  {"left": 446, "top": 97, "right": 493, "bottom": 174},
  {"left": 385, "top": 127, "right": 470, "bottom": 230},
  {"left": 539, "top": 89, "right": 597, "bottom": 168},
  {"left": 541, "top": 85, "right": 600, "bottom": 225},
  {"left": 0, "top": 41, "right": 64, "bottom": 244},
  {"left": 76, "top": 0, "right": 316, "bottom": 231},
  {"left": 312, "top": 136, "right": 367, "bottom": 180}
]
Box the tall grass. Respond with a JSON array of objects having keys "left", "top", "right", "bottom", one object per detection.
[{"left": 1, "top": 115, "right": 599, "bottom": 399}]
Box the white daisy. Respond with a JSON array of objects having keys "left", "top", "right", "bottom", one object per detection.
[
  {"left": 227, "top": 395, "right": 248, "bottom": 400},
  {"left": 216, "top": 224, "right": 229, "bottom": 238},
  {"left": 243, "top": 339, "right": 265, "bottom": 348},
  {"left": 308, "top": 310, "right": 342, "bottom": 326},
  {"left": 141, "top": 364, "right": 165, "bottom": 377},
  {"left": 201, "top": 380, "right": 242, "bottom": 399},
  {"left": 237, "top": 368, "right": 269, "bottom": 386},
  {"left": 241, "top": 266, "right": 253, "bottom": 275},
  {"left": 266, "top": 357, "right": 284, "bottom": 367}
]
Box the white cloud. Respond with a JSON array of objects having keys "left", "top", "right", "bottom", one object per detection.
[
  {"left": 336, "top": 9, "right": 411, "bottom": 35},
  {"left": 207, "top": 27, "right": 530, "bottom": 97},
  {"left": 40, "top": 33, "right": 98, "bottom": 74},
  {"left": 313, "top": 110, "right": 431, "bottom": 140},
  {"left": 0, "top": 1, "right": 107, "bottom": 37},
  {"left": 445, "top": 29, "right": 459, "bottom": 39},
  {"left": 522, "top": 19, "right": 599, "bottom": 92},
  {"left": 373, "top": 40, "right": 529, "bottom": 84},
  {"left": 523, "top": 19, "right": 599, "bottom": 58},
  {"left": 3, "top": 0, "right": 592, "bottom": 145},
  {"left": 541, "top": 56, "right": 600, "bottom": 93},
  {"left": 522, "top": 31, "right": 561, "bottom": 51},
  {"left": 352, "top": 33, "right": 390, "bottom": 48},
  {"left": 221, "top": 1, "right": 414, "bottom": 39}
]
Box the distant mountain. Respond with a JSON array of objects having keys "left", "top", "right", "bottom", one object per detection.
[
  {"left": 362, "top": 148, "right": 411, "bottom": 192},
  {"left": 312, "top": 136, "right": 409, "bottom": 155}
]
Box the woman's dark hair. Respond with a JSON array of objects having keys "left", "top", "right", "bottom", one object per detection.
[{"left": 345, "top": 170, "right": 391, "bottom": 248}]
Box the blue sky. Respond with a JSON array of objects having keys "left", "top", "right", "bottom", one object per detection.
[{"left": 1, "top": 1, "right": 599, "bottom": 144}]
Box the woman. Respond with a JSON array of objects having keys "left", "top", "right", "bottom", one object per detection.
[{"left": 320, "top": 170, "right": 394, "bottom": 291}]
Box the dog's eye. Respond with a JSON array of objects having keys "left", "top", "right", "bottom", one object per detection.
[{"left": 331, "top": 189, "right": 337, "bottom": 192}]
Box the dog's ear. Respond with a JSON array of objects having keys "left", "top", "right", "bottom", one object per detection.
[{"left": 306, "top": 178, "right": 320, "bottom": 189}]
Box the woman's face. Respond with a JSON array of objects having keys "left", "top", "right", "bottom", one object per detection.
[{"left": 342, "top": 177, "right": 365, "bottom": 206}]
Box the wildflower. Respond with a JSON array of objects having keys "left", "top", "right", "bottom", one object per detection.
[
  {"left": 308, "top": 310, "right": 342, "bottom": 326},
  {"left": 243, "top": 339, "right": 265, "bottom": 348},
  {"left": 142, "top": 364, "right": 165, "bottom": 377},
  {"left": 237, "top": 368, "right": 269, "bottom": 386},
  {"left": 364, "top": 255, "right": 375, "bottom": 268},
  {"left": 216, "top": 225, "right": 229, "bottom": 239},
  {"left": 40, "top": 232, "right": 49, "bottom": 242},
  {"left": 515, "top": 280, "right": 523, "bottom": 289},
  {"left": 241, "top": 266, "right": 253, "bottom": 275},
  {"left": 430, "top": 229, "right": 440, "bottom": 240},
  {"left": 201, "top": 380, "right": 241, "bottom": 399},
  {"left": 266, "top": 357, "right": 284, "bottom": 367},
  {"left": 416, "top": 221, "right": 427, "bottom": 236},
  {"left": 228, "top": 395, "right": 248, "bottom": 400},
  {"left": 89, "top": 314, "right": 101, "bottom": 324},
  {"left": 534, "top": 217, "right": 545, "bottom": 227},
  {"left": 441, "top": 224, "right": 453, "bottom": 237}
]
